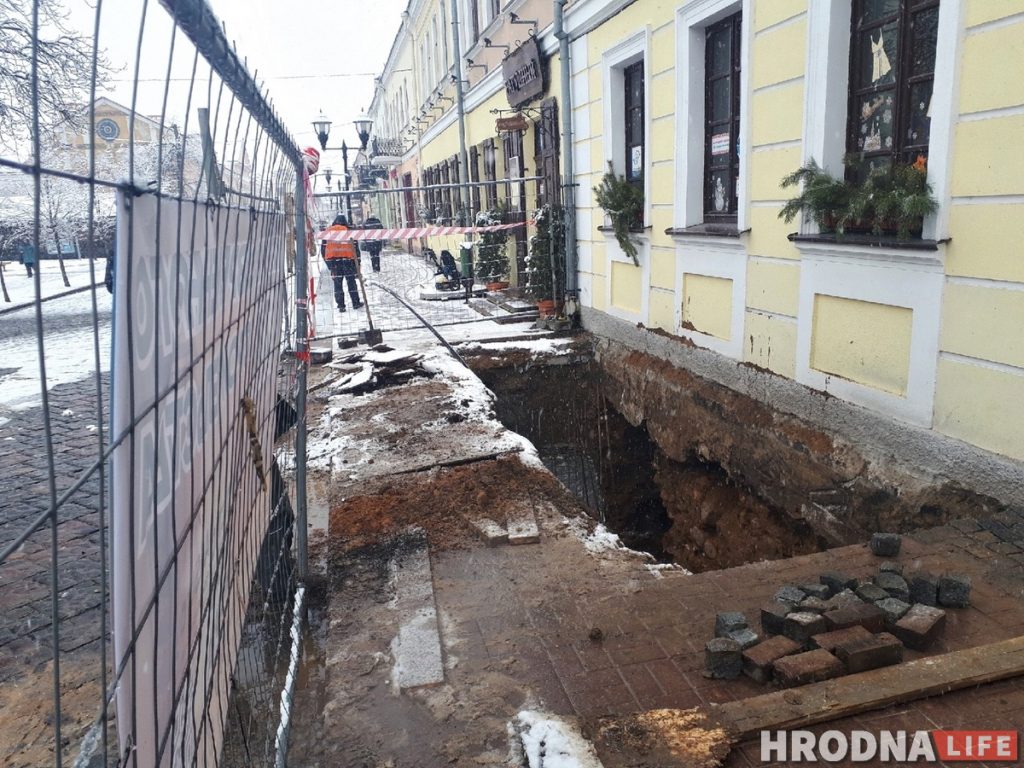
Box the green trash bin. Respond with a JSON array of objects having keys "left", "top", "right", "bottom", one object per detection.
[{"left": 459, "top": 242, "right": 474, "bottom": 282}]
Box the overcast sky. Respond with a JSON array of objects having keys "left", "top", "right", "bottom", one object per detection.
[{"left": 66, "top": 0, "right": 406, "bottom": 170}]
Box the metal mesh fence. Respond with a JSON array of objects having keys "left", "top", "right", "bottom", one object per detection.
[
  {"left": 0, "top": 1, "right": 308, "bottom": 766},
  {"left": 307, "top": 174, "right": 560, "bottom": 339}
]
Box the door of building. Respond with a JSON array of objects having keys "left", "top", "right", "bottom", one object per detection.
[{"left": 534, "top": 97, "right": 560, "bottom": 208}]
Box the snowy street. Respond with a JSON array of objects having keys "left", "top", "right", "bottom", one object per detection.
[{"left": 0, "top": 260, "right": 111, "bottom": 416}]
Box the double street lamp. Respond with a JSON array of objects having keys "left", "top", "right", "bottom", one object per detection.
[{"left": 312, "top": 112, "right": 373, "bottom": 222}]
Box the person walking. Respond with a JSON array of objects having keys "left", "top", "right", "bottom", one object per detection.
[
  {"left": 20, "top": 244, "right": 36, "bottom": 277},
  {"left": 363, "top": 215, "right": 384, "bottom": 273},
  {"left": 320, "top": 214, "right": 363, "bottom": 312}
]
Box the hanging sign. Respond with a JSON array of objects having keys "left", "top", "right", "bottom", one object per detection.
[
  {"left": 496, "top": 113, "right": 530, "bottom": 133},
  {"left": 503, "top": 36, "right": 545, "bottom": 108},
  {"left": 711, "top": 133, "right": 730, "bottom": 156}
]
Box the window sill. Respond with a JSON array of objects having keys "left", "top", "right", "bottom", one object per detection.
[
  {"left": 788, "top": 233, "right": 942, "bottom": 251},
  {"left": 598, "top": 225, "right": 652, "bottom": 235},
  {"left": 789, "top": 233, "right": 948, "bottom": 268},
  {"left": 666, "top": 224, "right": 742, "bottom": 238}
]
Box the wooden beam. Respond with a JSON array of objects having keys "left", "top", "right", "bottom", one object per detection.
[
  {"left": 713, "top": 635, "right": 1024, "bottom": 739},
  {"left": 591, "top": 637, "right": 1024, "bottom": 767}
]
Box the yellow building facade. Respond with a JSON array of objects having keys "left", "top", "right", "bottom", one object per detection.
[
  {"left": 371, "top": 0, "right": 1024, "bottom": 477},
  {"left": 368, "top": 0, "right": 566, "bottom": 273},
  {"left": 567, "top": 0, "right": 1024, "bottom": 466}
]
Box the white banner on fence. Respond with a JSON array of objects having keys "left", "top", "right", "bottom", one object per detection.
[{"left": 110, "top": 193, "right": 285, "bottom": 767}]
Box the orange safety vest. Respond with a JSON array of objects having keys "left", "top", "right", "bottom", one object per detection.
[{"left": 323, "top": 225, "right": 357, "bottom": 260}]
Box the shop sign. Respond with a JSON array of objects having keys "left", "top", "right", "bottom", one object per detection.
[
  {"left": 496, "top": 114, "right": 530, "bottom": 133},
  {"left": 502, "top": 37, "right": 545, "bottom": 108}
]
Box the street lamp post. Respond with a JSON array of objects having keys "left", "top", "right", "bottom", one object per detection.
[{"left": 313, "top": 111, "right": 373, "bottom": 224}]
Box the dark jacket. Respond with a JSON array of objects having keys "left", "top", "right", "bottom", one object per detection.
[{"left": 363, "top": 217, "right": 384, "bottom": 256}]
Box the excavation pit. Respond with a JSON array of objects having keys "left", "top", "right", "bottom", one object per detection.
[{"left": 469, "top": 352, "right": 828, "bottom": 573}]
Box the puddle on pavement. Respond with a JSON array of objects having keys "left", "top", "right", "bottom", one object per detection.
[{"left": 473, "top": 356, "right": 827, "bottom": 573}]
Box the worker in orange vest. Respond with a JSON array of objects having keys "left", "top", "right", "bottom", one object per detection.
[{"left": 320, "top": 214, "right": 363, "bottom": 312}]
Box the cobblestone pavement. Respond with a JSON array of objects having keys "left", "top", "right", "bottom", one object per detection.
[
  {"left": 0, "top": 373, "right": 109, "bottom": 765},
  {"left": 311, "top": 246, "right": 492, "bottom": 340},
  {"left": 293, "top": 468, "right": 1024, "bottom": 767}
]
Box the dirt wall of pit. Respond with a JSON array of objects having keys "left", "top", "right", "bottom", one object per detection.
[{"left": 583, "top": 308, "right": 1024, "bottom": 541}]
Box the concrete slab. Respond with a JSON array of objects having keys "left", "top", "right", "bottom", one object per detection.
[
  {"left": 506, "top": 500, "right": 541, "bottom": 545},
  {"left": 390, "top": 533, "right": 444, "bottom": 690},
  {"left": 470, "top": 517, "right": 508, "bottom": 546}
]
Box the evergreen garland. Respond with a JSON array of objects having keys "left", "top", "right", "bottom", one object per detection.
[
  {"left": 474, "top": 204, "right": 510, "bottom": 281},
  {"left": 526, "top": 204, "right": 566, "bottom": 300},
  {"left": 594, "top": 161, "right": 644, "bottom": 265}
]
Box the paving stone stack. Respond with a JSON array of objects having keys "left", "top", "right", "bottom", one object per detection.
[{"left": 704, "top": 532, "right": 980, "bottom": 688}]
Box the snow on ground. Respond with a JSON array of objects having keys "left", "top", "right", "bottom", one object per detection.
[
  {"left": 303, "top": 340, "right": 548, "bottom": 476},
  {"left": 514, "top": 711, "right": 604, "bottom": 768},
  {"left": 559, "top": 516, "right": 693, "bottom": 574},
  {"left": 455, "top": 337, "right": 577, "bottom": 357},
  {"left": 645, "top": 562, "right": 693, "bottom": 578},
  {"left": 0, "top": 260, "right": 111, "bottom": 412}
]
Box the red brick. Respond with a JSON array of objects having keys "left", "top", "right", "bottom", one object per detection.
[
  {"left": 836, "top": 632, "right": 903, "bottom": 673},
  {"left": 893, "top": 604, "right": 947, "bottom": 650},
  {"left": 742, "top": 635, "right": 802, "bottom": 683},
  {"left": 810, "top": 625, "right": 873, "bottom": 652},
  {"left": 773, "top": 649, "right": 845, "bottom": 688},
  {"left": 824, "top": 602, "right": 886, "bottom": 633}
]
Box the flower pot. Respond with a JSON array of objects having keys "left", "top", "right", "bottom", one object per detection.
[
  {"left": 486, "top": 281, "right": 510, "bottom": 291},
  {"left": 536, "top": 299, "right": 558, "bottom": 318}
]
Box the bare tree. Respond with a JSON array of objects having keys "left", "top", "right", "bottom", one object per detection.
[{"left": 0, "top": 0, "right": 111, "bottom": 153}]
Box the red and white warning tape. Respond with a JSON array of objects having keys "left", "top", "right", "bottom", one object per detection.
[{"left": 316, "top": 220, "right": 529, "bottom": 242}]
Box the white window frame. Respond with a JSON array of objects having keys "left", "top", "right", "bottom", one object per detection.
[
  {"left": 792, "top": 0, "right": 962, "bottom": 424},
  {"left": 801, "top": 0, "right": 962, "bottom": 239},
  {"left": 601, "top": 27, "right": 652, "bottom": 228},
  {"left": 674, "top": 0, "right": 752, "bottom": 230}
]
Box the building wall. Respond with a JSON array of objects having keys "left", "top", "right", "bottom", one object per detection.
[
  {"left": 370, "top": 0, "right": 1024, "bottom": 471},
  {"left": 569, "top": 0, "right": 1024, "bottom": 469}
]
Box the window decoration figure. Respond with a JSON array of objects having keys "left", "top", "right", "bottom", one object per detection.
[{"left": 870, "top": 30, "right": 892, "bottom": 83}]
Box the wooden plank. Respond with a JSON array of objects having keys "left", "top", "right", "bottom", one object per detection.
[
  {"left": 592, "top": 638, "right": 1024, "bottom": 767},
  {"left": 713, "top": 635, "right": 1024, "bottom": 739}
]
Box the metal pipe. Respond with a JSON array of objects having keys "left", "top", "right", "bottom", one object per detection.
[
  {"left": 450, "top": 0, "right": 472, "bottom": 226},
  {"left": 293, "top": 169, "right": 309, "bottom": 581},
  {"left": 370, "top": 283, "right": 467, "bottom": 367},
  {"left": 273, "top": 584, "right": 306, "bottom": 768},
  {"left": 554, "top": 0, "right": 578, "bottom": 303}
]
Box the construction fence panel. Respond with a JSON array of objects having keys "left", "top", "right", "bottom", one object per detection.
[
  {"left": 0, "top": 1, "right": 308, "bottom": 767},
  {"left": 308, "top": 174, "right": 566, "bottom": 338}
]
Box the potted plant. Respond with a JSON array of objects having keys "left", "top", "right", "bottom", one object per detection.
[
  {"left": 594, "top": 161, "right": 644, "bottom": 265},
  {"left": 779, "top": 156, "right": 938, "bottom": 239},
  {"left": 846, "top": 156, "right": 938, "bottom": 239},
  {"left": 778, "top": 159, "right": 854, "bottom": 234},
  {"left": 526, "top": 204, "right": 566, "bottom": 316},
  {"left": 474, "top": 205, "right": 510, "bottom": 290}
]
